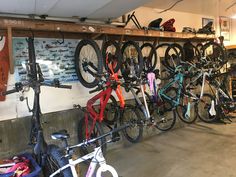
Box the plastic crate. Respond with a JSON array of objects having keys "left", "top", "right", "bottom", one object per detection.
[{"left": 0, "top": 153, "right": 41, "bottom": 177}]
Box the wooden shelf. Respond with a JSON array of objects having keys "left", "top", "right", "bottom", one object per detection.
[{"left": 0, "top": 17, "right": 215, "bottom": 41}]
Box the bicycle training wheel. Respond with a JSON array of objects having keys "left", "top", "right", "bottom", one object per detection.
[
  {"left": 43, "top": 145, "right": 73, "bottom": 177},
  {"left": 120, "top": 104, "right": 143, "bottom": 143},
  {"left": 140, "top": 43, "right": 157, "bottom": 73},
  {"left": 102, "top": 40, "right": 122, "bottom": 73},
  {"left": 75, "top": 39, "right": 103, "bottom": 88},
  {"left": 121, "top": 41, "right": 143, "bottom": 79},
  {"left": 197, "top": 93, "right": 217, "bottom": 123},
  {"left": 78, "top": 116, "right": 106, "bottom": 157}
]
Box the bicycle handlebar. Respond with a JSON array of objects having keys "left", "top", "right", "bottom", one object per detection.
[{"left": 1, "top": 88, "right": 18, "bottom": 96}]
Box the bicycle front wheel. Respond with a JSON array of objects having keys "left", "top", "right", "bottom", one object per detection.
[
  {"left": 74, "top": 39, "right": 103, "bottom": 88},
  {"left": 96, "top": 164, "right": 119, "bottom": 177},
  {"left": 43, "top": 145, "right": 73, "bottom": 177},
  {"left": 78, "top": 116, "right": 106, "bottom": 157},
  {"left": 120, "top": 104, "right": 143, "bottom": 143}
]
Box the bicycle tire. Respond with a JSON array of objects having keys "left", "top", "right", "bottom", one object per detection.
[
  {"left": 78, "top": 116, "right": 107, "bottom": 157},
  {"left": 74, "top": 39, "right": 103, "bottom": 88},
  {"left": 103, "top": 95, "right": 119, "bottom": 125},
  {"left": 120, "top": 104, "right": 143, "bottom": 143},
  {"left": 164, "top": 43, "right": 184, "bottom": 71},
  {"left": 202, "top": 41, "right": 226, "bottom": 72},
  {"left": 96, "top": 164, "right": 119, "bottom": 177},
  {"left": 43, "top": 145, "right": 73, "bottom": 177},
  {"left": 140, "top": 43, "right": 157, "bottom": 72},
  {"left": 102, "top": 40, "right": 122, "bottom": 73},
  {"left": 197, "top": 93, "right": 217, "bottom": 123},
  {"left": 154, "top": 86, "right": 177, "bottom": 131},
  {"left": 121, "top": 41, "right": 144, "bottom": 79}
]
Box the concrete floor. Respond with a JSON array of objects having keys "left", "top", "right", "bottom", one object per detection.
[{"left": 105, "top": 120, "right": 236, "bottom": 177}]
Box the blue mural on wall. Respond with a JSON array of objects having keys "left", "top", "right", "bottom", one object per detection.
[{"left": 13, "top": 38, "right": 79, "bottom": 83}]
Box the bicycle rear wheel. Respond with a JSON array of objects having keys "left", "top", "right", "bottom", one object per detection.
[
  {"left": 140, "top": 43, "right": 157, "bottom": 72},
  {"left": 74, "top": 39, "right": 103, "bottom": 88},
  {"left": 121, "top": 41, "right": 143, "bottom": 79},
  {"left": 197, "top": 93, "right": 217, "bottom": 123},
  {"left": 102, "top": 40, "right": 122, "bottom": 73},
  {"left": 43, "top": 145, "right": 73, "bottom": 177},
  {"left": 78, "top": 116, "right": 106, "bottom": 156},
  {"left": 120, "top": 104, "right": 143, "bottom": 143}
]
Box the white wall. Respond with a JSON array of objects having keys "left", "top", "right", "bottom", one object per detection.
[{"left": 1, "top": 6, "right": 235, "bottom": 121}]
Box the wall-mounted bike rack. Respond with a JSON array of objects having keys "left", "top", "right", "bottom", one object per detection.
[{"left": 0, "top": 17, "right": 215, "bottom": 74}]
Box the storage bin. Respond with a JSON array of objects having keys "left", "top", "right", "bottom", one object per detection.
[{"left": 0, "top": 153, "right": 41, "bottom": 177}]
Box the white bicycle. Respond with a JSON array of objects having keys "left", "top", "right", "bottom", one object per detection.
[{"left": 47, "top": 124, "right": 129, "bottom": 177}]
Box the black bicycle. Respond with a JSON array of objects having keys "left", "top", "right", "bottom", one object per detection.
[{"left": 2, "top": 37, "right": 72, "bottom": 177}]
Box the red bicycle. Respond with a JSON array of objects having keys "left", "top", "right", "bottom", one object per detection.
[{"left": 74, "top": 39, "right": 143, "bottom": 156}]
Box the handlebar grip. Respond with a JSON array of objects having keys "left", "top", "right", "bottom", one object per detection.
[{"left": 1, "top": 88, "right": 17, "bottom": 96}]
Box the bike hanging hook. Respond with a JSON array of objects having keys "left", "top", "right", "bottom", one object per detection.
[{"left": 56, "top": 29, "right": 65, "bottom": 45}]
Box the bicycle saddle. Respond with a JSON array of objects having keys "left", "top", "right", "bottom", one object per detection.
[{"left": 51, "top": 129, "right": 70, "bottom": 140}]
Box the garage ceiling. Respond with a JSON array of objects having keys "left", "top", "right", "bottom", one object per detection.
[
  {"left": 0, "top": 0, "right": 154, "bottom": 19},
  {"left": 1, "top": 0, "right": 236, "bottom": 20}
]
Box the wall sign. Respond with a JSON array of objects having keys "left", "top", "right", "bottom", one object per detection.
[
  {"left": 219, "top": 16, "right": 230, "bottom": 41},
  {"left": 13, "top": 38, "right": 79, "bottom": 83}
]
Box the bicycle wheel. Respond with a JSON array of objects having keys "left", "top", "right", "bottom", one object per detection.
[
  {"left": 102, "top": 40, "right": 122, "bottom": 73},
  {"left": 197, "top": 93, "right": 217, "bottom": 123},
  {"left": 78, "top": 116, "right": 106, "bottom": 156},
  {"left": 103, "top": 95, "right": 119, "bottom": 125},
  {"left": 154, "top": 87, "right": 177, "bottom": 131},
  {"left": 140, "top": 43, "right": 157, "bottom": 72},
  {"left": 43, "top": 145, "right": 73, "bottom": 177},
  {"left": 164, "top": 43, "right": 184, "bottom": 71},
  {"left": 121, "top": 41, "right": 143, "bottom": 79},
  {"left": 202, "top": 41, "right": 226, "bottom": 72},
  {"left": 74, "top": 39, "right": 103, "bottom": 88},
  {"left": 153, "top": 103, "right": 176, "bottom": 131},
  {"left": 176, "top": 93, "right": 198, "bottom": 124},
  {"left": 120, "top": 104, "right": 143, "bottom": 143}
]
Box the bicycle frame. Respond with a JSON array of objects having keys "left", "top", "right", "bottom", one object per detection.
[
  {"left": 49, "top": 147, "right": 118, "bottom": 177},
  {"left": 159, "top": 72, "right": 184, "bottom": 107}
]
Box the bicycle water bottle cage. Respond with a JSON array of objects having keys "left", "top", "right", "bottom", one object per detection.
[{"left": 161, "top": 18, "right": 176, "bottom": 32}]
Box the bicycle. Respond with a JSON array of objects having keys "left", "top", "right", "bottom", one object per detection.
[
  {"left": 48, "top": 124, "right": 130, "bottom": 177},
  {"left": 1, "top": 36, "right": 72, "bottom": 177},
  {"left": 74, "top": 40, "right": 143, "bottom": 156}
]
